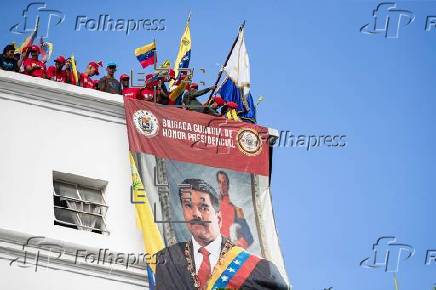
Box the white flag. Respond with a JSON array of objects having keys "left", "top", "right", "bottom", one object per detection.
[{"left": 223, "top": 29, "right": 250, "bottom": 95}]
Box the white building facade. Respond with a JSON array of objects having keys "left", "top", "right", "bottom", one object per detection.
[{"left": 0, "top": 70, "right": 149, "bottom": 289}]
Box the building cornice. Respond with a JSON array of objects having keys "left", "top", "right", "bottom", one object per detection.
[{"left": 0, "top": 70, "right": 126, "bottom": 125}]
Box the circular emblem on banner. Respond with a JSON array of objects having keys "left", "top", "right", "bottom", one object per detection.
[
  {"left": 237, "top": 128, "right": 262, "bottom": 156},
  {"left": 133, "top": 110, "right": 159, "bottom": 137}
]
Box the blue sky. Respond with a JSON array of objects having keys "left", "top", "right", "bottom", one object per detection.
[{"left": 1, "top": 0, "right": 436, "bottom": 289}]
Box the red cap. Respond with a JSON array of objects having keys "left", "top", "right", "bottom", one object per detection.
[
  {"left": 54, "top": 55, "right": 66, "bottom": 64},
  {"left": 88, "top": 61, "right": 102, "bottom": 75},
  {"left": 28, "top": 45, "right": 40, "bottom": 54},
  {"left": 169, "top": 69, "right": 175, "bottom": 79},
  {"left": 226, "top": 101, "right": 238, "bottom": 109},
  {"left": 145, "top": 73, "right": 158, "bottom": 89},
  {"left": 213, "top": 96, "right": 225, "bottom": 106},
  {"left": 190, "top": 82, "right": 198, "bottom": 89},
  {"left": 145, "top": 73, "right": 154, "bottom": 82},
  {"left": 120, "top": 74, "right": 129, "bottom": 81}
]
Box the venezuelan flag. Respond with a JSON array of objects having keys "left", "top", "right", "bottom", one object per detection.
[
  {"left": 169, "top": 15, "right": 191, "bottom": 89},
  {"left": 135, "top": 42, "right": 157, "bottom": 69},
  {"left": 18, "top": 29, "right": 37, "bottom": 54},
  {"left": 129, "top": 153, "right": 164, "bottom": 289}
]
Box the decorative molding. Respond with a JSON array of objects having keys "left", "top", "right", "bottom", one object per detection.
[{"left": 0, "top": 70, "right": 125, "bottom": 125}]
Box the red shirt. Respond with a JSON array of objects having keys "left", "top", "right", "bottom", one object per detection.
[
  {"left": 46, "top": 66, "right": 66, "bottom": 82},
  {"left": 23, "top": 58, "right": 46, "bottom": 78},
  {"left": 65, "top": 70, "right": 78, "bottom": 85},
  {"left": 140, "top": 88, "right": 154, "bottom": 101},
  {"left": 122, "top": 87, "right": 140, "bottom": 99},
  {"left": 79, "top": 73, "right": 95, "bottom": 89},
  {"left": 123, "top": 87, "right": 154, "bottom": 101}
]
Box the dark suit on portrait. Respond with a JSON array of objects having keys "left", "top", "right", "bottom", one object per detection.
[{"left": 155, "top": 237, "right": 289, "bottom": 290}]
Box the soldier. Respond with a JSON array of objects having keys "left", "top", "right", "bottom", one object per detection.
[
  {"left": 65, "top": 57, "right": 78, "bottom": 85},
  {"left": 182, "top": 83, "right": 216, "bottom": 112},
  {"left": 121, "top": 74, "right": 139, "bottom": 99},
  {"left": 80, "top": 61, "right": 101, "bottom": 89},
  {"left": 203, "top": 95, "right": 225, "bottom": 117},
  {"left": 145, "top": 72, "right": 170, "bottom": 104},
  {"left": 22, "top": 45, "right": 46, "bottom": 78},
  {"left": 98, "top": 62, "right": 122, "bottom": 94},
  {"left": 46, "top": 56, "right": 66, "bottom": 82},
  {"left": 121, "top": 74, "right": 155, "bottom": 101}
]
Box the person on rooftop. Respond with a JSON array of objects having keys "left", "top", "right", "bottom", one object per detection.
[
  {"left": 98, "top": 62, "right": 122, "bottom": 94},
  {"left": 121, "top": 73, "right": 154, "bottom": 101},
  {"left": 145, "top": 72, "right": 171, "bottom": 104},
  {"left": 203, "top": 95, "right": 225, "bottom": 117},
  {"left": 46, "top": 56, "right": 67, "bottom": 82},
  {"left": 0, "top": 44, "right": 19, "bottom": 72},
  {"left": 22, "top": 45, "right": 46, "bottom": 78},
  {"left": 79, "top": 61, "right": 101, "bottom": 89},
  {"left": 65, "top": 57, "right": 78, "bottom": 85},
  {"left": 182, "top": 82, "right": 216, "bottom": 112}
]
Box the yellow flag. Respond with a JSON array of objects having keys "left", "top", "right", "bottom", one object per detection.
[
  {"left": 169, "top": 75, "right": 189, "bottom": 102},
  {"left": 70, "top": 55, "right": 79, "bottom": 84},
  {"left": 129, "top": 152, "right": 164, "bottom": 272},
  {"left": 170, "top": 15, "right": 191, "bottom": 89}
]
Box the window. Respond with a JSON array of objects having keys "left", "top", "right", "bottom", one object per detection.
[{"left": 53, "top": 171, "right": 109, "bottom": 235}]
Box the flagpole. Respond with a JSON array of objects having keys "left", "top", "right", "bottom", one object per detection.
[
  {"left": 153, "top": 38, "right": 157, "bottom": 70},
  {"left": 393, "top": 273, "right": 399, "bottom": 290},
  {"left": 18, "top": 18, "right": 40, "bottom": 68},
  {"left": 208, "top": 20, "right": 246, "bottom": 100},
  {"left": 169, "top": 11, "right": 192, "bottom": 90}
]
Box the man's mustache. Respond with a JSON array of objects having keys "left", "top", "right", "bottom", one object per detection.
[{"left": 188, "top": 218, "right": 211, "bottom": 225}]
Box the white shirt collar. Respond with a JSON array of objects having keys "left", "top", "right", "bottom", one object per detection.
[{"left": 191, "top": 235, "right": 222, "bottom": 274}]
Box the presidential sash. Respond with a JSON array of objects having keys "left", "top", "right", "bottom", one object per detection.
[{"left": 207, "top": 246, "right": 261, "bottom": 290}]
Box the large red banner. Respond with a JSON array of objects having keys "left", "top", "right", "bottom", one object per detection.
[{"left": 124, "top": 97, "right": 270, "bottom": 176}]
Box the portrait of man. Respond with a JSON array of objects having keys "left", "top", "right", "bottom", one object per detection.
[
  {"left": 216, "top": 170, "right": 254, "bottom": 249},
  {"left": 155, "top": 178, "right": 288, "bottom": 290}
]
